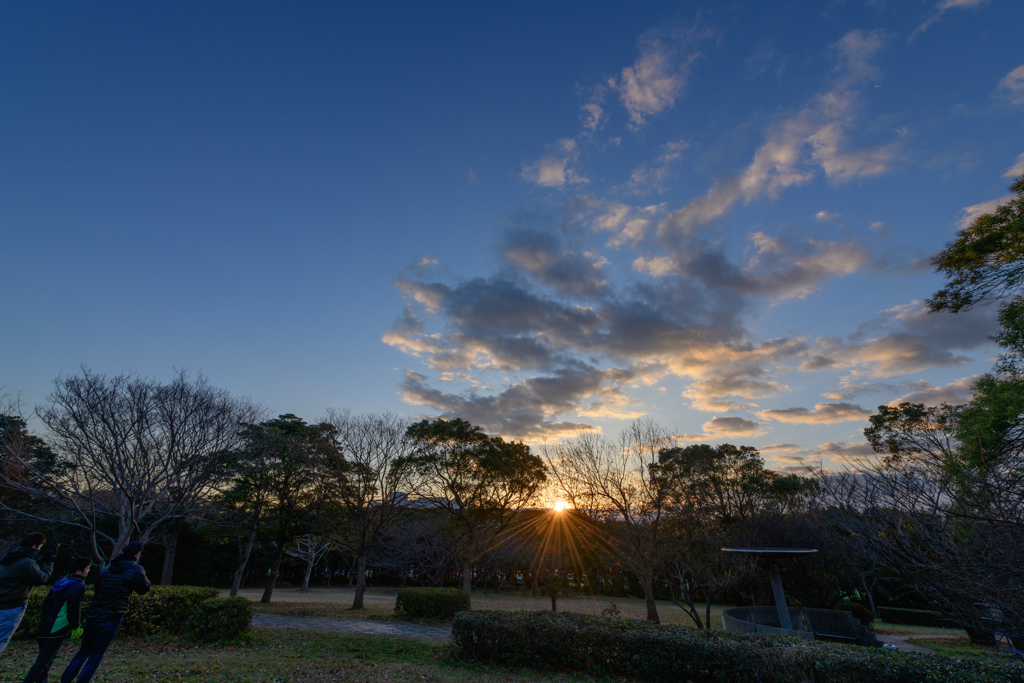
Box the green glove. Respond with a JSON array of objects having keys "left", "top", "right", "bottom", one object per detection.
[{"left": 70, "top": 627, "right": 83, "bottom": 639}]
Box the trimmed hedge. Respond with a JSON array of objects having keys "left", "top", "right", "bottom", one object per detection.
[
  {"left": 395, "top": 587, "right": 471, "bottom": 620},
  {"left": 452, "top": 610, "right": 1024, "bottom": 683},
  {"left": 123, "top": 585, "right": 218, "bottom": 636},
  {"left": 187, "top": 596, "right": 253, "bottom": 642},
  {"left": 16, "top": 585, "right": 218, "bottom": 639}
]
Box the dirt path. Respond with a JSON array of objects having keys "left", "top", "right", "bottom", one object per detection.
[{"left": 874, "top": 634, "right": 933, "bottom": 653}]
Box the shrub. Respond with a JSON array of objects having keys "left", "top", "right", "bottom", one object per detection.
[
  {"left": 122, "top": 585, "right": 219, "bottom": 636},
  {"left": 452, "top": 610, "right": 1024, "bottom": 683},
  {"left": 17, "top": 584, "right": 219, "bottom": 639},
  {"left": 187, "top": 596, "right": 253, "bottom": 642},
  {"left": 395, "top": 587, "right": 470, "bottom": 620},
  {"left": 838, "top": 601, "right": 875, "bottom": 627}
]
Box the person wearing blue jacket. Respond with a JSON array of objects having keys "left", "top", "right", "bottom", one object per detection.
[
  {"left": 22, "top": 557, "right": 92, "bottom": 683},
  {"left": 60, "top": 542, "right": 150, "bottom": 683}
]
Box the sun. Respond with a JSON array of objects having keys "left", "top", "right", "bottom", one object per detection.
[{"left": 552, "top": 500, "right": 570, "bottom": 512}]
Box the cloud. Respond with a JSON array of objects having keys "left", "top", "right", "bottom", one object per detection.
[
  {"left": 815, "top": 210, "right": 837, "bottom": 221},
  {"left": 503, "top": 227, "right": 608, "bottom": 297},
  {"left": 398, "top": 365, "right": 620, "bottom": 440},
  {"left": 522, "top": 139, "right": 587, "bottom": 188},
  {"left": 383, "top": 25, "right": 988, "bottom": 443},
  {"left": 581, "top": 101, "right": 606, "bottom": 131},
  {"left": 888, "top": 375, "right": 981, "bottom": 406},
  {"left": 960, "top": 195, "right": 1015, "bottom": 228},
  {"left": 679, "top": 415, "right": 766, "bottom": 441},
  {"left": 627, "top": 139, "right": 690, "bottom": 193},
  {"left": 638, "top": 231, "right": 871, "bottom": 302},
  {"left": 1001, "top": 65, "right": 1024, "bottom": 109},
  {"left": 386, "top": 228, "right": 819, "bottom": 434},
  {"left": 1005, "top": 152, "right": 1024, "bottom": 178},
  {"left": 633, "top": 256, "right": 676, "bottom": 277},
  {"left": 819, "top": 374, "right": 974, "bottom": 402},
  {"left": 612, "top": 43, "right": 697, "bottom": 129},
  {"left": 816, "top": 441, "right": 876, "bottom": 458},
  {"left": 758, "top": 402, "right": 872, "bottom": 424},
  {"left": 760, "top": 443, "right": 803, "bottom": 453},
  {"left": 912, "top": 0, "right": 990, "bottom": 40},
  {"left": 659, "top": 30, "right": 894, "bottom": 237},
  {"left": 579, "top": 199, "right": 666, "bottom": 249},
  {"left": 680, "top": 351, "right": 800, "bottom": 411},
  {"left": 808, "top": 300, "right": 997, "bottom": 378}
]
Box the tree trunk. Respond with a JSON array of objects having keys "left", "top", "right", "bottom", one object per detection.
[
  {"left": 161, "top": 523, "right": 179, "bottom": 586},
  {"left": 641, "top": 573, "right": 660, "bottom": 623},
  {"left": 352, "top": 553, "right": 367, "bottom": 609},
  {"left": 861, "top": 577, "right": 878, "bottom": 616},
  {"left": 462, "top": 558, "right": 473, "bottom": 595},
  {"left": 230, "top": 525, "right": 258, "bottom": 597},
  {"left": 301, "top": 555, "right": 314, "bottom": 592},
  {"left": 261, "top": 543, "right": 286, "bottom": 603}
]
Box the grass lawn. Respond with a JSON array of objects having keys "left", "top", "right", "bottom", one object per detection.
[
  {"left": 905, "top": 636, "right": 1024, "bottom": 667},
  {"left": 0, "top": 628, "right": 610, "bottom": 683}
]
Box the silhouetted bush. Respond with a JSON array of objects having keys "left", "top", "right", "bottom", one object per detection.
[
  {"left": 452, "top": 610, "right": 1024, "bottom": 683},
  {"left": 122, "top": 585, "right": 219, "bottom": 635},
  {"left": 187, "top": 596, "right": 253, "bottom": 642},
  {"left": 395, "top": 587, "right": 470, "bottom": 620}
]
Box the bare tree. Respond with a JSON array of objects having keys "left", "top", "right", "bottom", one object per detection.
[
  {"left": 817, "top": 449, "right": 1024, "bottom": 639},
  {"left": 0, "top": 368, "right": 255, "bottom": 564},
  {"left": 318, "top": 410, "right": 412, "bottom": 609},
  {"left": 546, "top": 420, "right": 671, "bottom": 623},
  {"left": 285, "top": 534, "right": 332, "bottom": 592},
  {"left": 150, "top": 372, "right": 262, "bottom": 583},
  {"left": 371, "top": 512, "right": 460, "bottom": 587}
]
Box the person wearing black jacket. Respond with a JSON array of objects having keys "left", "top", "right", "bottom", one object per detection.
[
  {"left": 22, "top": 557, "right": 92, "bottom": 683},
  {"left": 0, "top": 532, "right": 55, "bottom": 655},
  {"left": 60, "top": 542, "right": 150, "bottom": 683}
]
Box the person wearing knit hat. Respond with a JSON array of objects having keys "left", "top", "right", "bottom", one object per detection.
[{"left": 60, "top": 542, "right": 150, "bottom": 683}]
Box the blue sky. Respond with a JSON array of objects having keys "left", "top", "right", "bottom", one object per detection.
[{"left": 3, "top": 1, "right": 1023, "bottom": 470}]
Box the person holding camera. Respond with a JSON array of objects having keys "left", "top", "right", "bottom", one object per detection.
[{"left": 0, "top": 532, "right": 56, "bottom": 654}]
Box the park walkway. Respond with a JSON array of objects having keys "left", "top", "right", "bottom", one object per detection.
[
  {"left": 874, "top": 634, "right": 933, "bottom": 653},
  {"left": 252, "top": 613, "right": 450, "bottom": 641}
]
